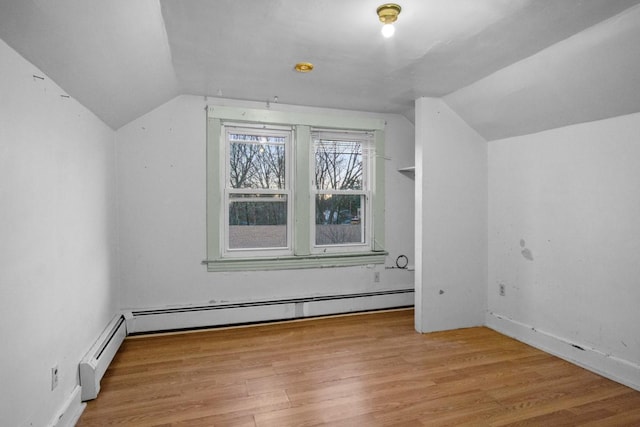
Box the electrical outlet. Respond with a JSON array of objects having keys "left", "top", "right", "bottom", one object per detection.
[
  {"left": 374, "top": 272, "right": 380, "bottom": 283},
  {"left": 51, "top": 365, "right": 59, "bottom": 391},
  {"left": 499, "top": 284, "right": 505, "bottom": 296}
]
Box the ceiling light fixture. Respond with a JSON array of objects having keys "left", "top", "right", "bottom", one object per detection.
[
  {"left": 294, "top": 62, "right": 314, "bottom": 73},
  {"left": 377, "top": 3, "right": 401, "bottom": 38}
]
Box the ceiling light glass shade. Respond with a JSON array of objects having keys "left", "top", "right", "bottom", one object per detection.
[
  {"left": 377, "top": 4, "right": 401, "bottom": 38},
  {"left": 381, "top": 23, "right": 395, "bottom": 38}
]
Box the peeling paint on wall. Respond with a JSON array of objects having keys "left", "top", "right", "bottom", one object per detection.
[
  {"left": 519, "top": 238, "right": 534, "bottom": 261},
  {"left": 521, "top": 247, "right": 534, "bottom": 261}
]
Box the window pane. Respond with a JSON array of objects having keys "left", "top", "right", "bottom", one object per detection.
[
  {"left": 229, "top": 134, "right": 286, "bottom": 190},
  {"left": 314, "top": 140, "right": 363, "bottom": 190},
  {"left": 229, "top": 194, "right": 287, "bottom": 249},
  {"left": 315, "top": 194, "right": 364, "bottom": 245}
]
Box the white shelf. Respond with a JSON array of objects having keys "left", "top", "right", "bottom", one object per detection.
[{"left": 398, "top": 166, "right": 415, "bottom": 179}]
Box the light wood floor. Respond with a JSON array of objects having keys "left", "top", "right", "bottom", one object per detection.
[{"left": 78, "top": 309, "right": 640, "bottom": 426}]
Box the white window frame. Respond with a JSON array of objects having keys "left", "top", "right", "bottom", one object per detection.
[
  {"left": 311, "top": 129, "right": 374, "bottom": 254},
  {"left": 204, "top": 106, "right": 387, "bottom": 272},
  {"left": 222, "top": 124, "right": 293, "bottom": 258}
]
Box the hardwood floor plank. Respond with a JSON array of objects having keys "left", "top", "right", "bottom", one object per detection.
[
  {"left": 579, "top": 407, "right": 640, "bottom": 427},
  {"left": 77, "top": 309, "right": 640, "bottom": 426}
]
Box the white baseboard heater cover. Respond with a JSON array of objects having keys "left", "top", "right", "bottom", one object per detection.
[
  {"left": 79, "top": 315, "right": 127, "bottom": 401},
  {"left": 127, "top": 288, "right": 414, "bottom": 334}
]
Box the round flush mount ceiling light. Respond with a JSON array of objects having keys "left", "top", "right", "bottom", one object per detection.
[
  {"left": 377, "top": 3, "right": 401, "bottom": 38},
  {"left": 294, "top": 62, "right": 314, "bottom": 72}
]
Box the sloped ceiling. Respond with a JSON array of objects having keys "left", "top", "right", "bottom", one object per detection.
[
  {"left": 1, "top": 0, "right": 640, "bottom": 139},
  {"left": 446, "top": 3, "right": 640, "bottom": 140},
  {"left": 0, "top": 0, "right": 179, "bottom": 129}
]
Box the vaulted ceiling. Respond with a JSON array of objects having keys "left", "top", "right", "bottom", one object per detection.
[{"left": 2, "top": 0, "right": 640, "bottom": 140}]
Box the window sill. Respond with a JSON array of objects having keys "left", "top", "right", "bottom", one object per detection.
[{"left": 203, "top": 251, "right": 387, "bottom": 272}]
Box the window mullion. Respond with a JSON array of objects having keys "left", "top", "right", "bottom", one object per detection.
[{"left": 294, "top": 125, "right": 311, "bottom": 256}]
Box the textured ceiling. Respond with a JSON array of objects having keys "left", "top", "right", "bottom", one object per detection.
[{"left": 1, "top": 0, "right": 640, "bottom": 139}]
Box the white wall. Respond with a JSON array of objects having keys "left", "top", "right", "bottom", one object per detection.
[
  {"left": 115, "top": 95, "right": 414, "bottom": 313},
  {"left": 0, "top": 40, "right": 119, "bottom": 426},
  {"left": 487, "top": 113, "right": 640, "bottom": 389},
  {"left": 414, "top": 97, "right": 488, "bottom": 333}
]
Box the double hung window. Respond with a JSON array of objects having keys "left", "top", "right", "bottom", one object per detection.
[
  {"left": 205, "top": 106, "right": 386, "bottom": 271},
  {"left": 224, "top": 126, "right": 292, "bottom": 256},
  {"left": 312, "top": 130, "right": 373, "bottom": 251}
]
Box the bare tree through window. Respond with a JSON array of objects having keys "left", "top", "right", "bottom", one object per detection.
[
  {"left": 313, "top": 134, "right": 371, "bottom": 246},
  {"left": 226, "top": 131, "right": 289, "bottom": 250}
]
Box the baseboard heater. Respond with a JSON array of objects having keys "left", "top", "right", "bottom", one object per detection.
[
  {"left": 79, "top": 315, "right": 127, "bottom": 401},
  {"left": 128, "top": 288, "right": 414, "bottom": 334}
]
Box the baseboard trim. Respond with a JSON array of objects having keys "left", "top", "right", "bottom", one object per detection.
[
  {"left": 486, "top": 311, "right": 640, "bottom": 392},
  {"left": 48, "top": 385, "right": 85, "bottom": 427},
  {"left": 125, "top": 289, "right": 415, "bottom": 334}
]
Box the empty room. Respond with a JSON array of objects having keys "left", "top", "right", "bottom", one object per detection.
[{"left": 1, "top": 1, "right": 639, "bottom": 426}]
